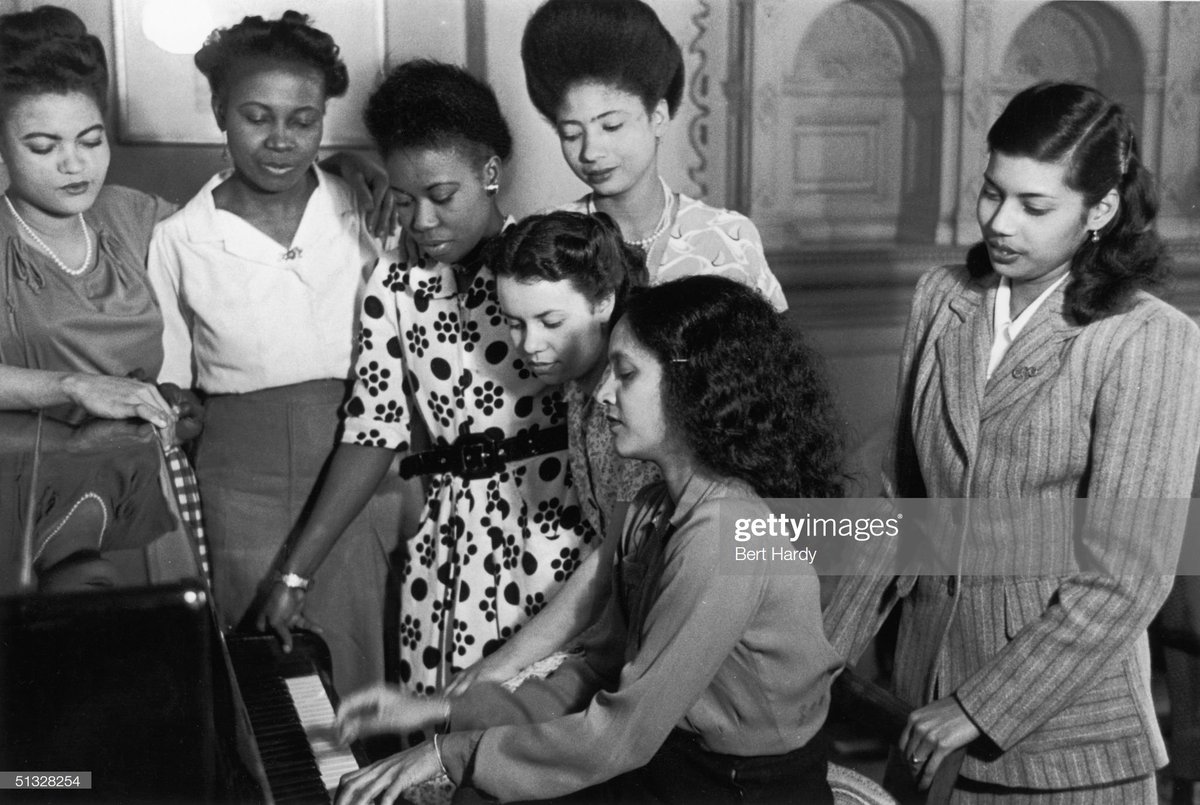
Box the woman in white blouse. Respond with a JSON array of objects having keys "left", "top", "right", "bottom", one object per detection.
[{"left": 147, "top": 12, "right": 404, "bottom": 696}]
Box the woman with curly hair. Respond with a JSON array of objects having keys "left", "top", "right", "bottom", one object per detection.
[
  {"left": 255, "top": 61, "right": 594, "bottom": 705},
  {"left": 334, "top": 275, "right": 843, "bottom": 804},
  {"left": 147, "top": 12, "right": 404, "bottom": 695},
  {"left": 521, "top": 0, "right": 785, "bottom": 311},
  {"left": 825, "top": 83, "right": 1200, "bottom": 801}
]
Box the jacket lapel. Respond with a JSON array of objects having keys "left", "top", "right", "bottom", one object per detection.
[{"left": 933, "top": 279, "right": 993, "bottom": 462}]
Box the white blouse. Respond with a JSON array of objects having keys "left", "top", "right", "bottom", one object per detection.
[{"left": 148, "top": 167, "right": 378, "bottom": 393}]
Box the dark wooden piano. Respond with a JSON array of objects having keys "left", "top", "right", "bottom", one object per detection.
[{"left": 0, "top": 412, "right": 365, "bottom": 803}]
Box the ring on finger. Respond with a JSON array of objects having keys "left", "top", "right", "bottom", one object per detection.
[{"left": 910, "top": 754, "right": 922, "bottom": 765}]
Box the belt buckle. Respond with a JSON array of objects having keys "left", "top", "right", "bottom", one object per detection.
[{"left": 459, "top": 435, "right": 502, "bottom": 480}]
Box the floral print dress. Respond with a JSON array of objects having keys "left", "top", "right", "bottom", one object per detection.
[{"left": 342, "top": 244, "right": 596, "bottom": 695}]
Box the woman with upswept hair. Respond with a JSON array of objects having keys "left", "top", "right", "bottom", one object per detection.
[{"left": 521, "top": 0, "right": 785, "bottom": 310}]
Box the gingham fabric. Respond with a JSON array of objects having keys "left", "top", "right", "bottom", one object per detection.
[{"left": 163, "top": 444, "right": 210, "bottom": 585}]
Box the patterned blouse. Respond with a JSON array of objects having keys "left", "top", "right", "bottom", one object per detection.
[
  {"left": 565, "top": 380, "right": 660, "bottom": 539},
  {"left": 341, "top": 237, "right": 596, "bottom": 695},
  {"left": 561, "top": 187, "right": 786, "bottom": 311}
]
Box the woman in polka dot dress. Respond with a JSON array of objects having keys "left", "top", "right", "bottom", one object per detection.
[{"left": 260, "top": 60, "right": 594, "bottom": 709}]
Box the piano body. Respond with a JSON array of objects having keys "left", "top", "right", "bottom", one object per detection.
[{"left": 0, "top": 413, "right": 365, "bottom": 802}]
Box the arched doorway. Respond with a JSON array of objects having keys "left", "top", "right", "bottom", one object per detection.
[
  {"left": 751, "top": 0, "right": 944, "bottom": 245},
  {"left": 996, "top": 2, "right": 1145, "bottom": 131}
]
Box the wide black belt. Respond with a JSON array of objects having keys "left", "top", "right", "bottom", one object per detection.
[{"left": 398, "top": 425, "right": 568, "bottom": 481}]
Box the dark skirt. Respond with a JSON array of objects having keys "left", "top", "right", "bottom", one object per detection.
[{"left": 195, "top": 379, "right": 404, "bottom": 696}]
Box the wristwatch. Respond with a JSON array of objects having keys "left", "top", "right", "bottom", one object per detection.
[{"left": 277, "top": 571, "right": 312, "bottom": 591}]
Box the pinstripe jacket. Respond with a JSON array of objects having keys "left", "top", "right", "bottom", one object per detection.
[{"left": 825, "top": 264, "right": 1200, "bottom": 789}]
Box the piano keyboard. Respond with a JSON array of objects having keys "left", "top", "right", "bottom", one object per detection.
[
  {"left": 228, "top": 634, "right": 365, "bottom": 804},
  {"left": 285, "top": 675, "right": 361, "bottom": 795}
]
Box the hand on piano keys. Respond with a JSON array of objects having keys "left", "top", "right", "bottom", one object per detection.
[
  {"left": 334, "top": 684, "right": 450, "bottom": 744},
  {"left": 334, "top": 741, "right": 442, "bottom": 805},
  {"left": 286, "top": 674, "right": 363, "bottom": 795},
  {"left": 229, "top": 634, "right": 368, "bottom": 803}
]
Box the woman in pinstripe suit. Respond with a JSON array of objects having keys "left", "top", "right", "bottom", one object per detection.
[{"left": 826, "top": 82, "right": 1200, "bottom": 802}]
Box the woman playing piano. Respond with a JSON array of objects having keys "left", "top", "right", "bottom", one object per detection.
[{"left": 335, "top": 276, "right": 844, "bottom": 804}]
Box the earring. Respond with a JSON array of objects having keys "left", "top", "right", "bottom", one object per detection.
[
  {"left": 485, "top": 181, "right": 499, "bottom": 196},
  {"left": 1090, "top": 229, "right": 1100, "bottom": 243}
]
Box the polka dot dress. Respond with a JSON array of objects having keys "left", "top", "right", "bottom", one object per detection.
[{"left": 342, "top": 243, "right": 596, "bottom": 697}]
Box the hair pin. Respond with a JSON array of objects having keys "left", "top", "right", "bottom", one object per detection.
[{"left": 670, "top": 357, "right": 687, "bottom": 363}]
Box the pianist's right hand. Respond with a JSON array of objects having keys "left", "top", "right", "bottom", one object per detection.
[
  {"left": 336, "top": 743, "right": 441, "bottom": 805},
  {"left": 335, "top": 684, "right": 450, "bottom": 743}
]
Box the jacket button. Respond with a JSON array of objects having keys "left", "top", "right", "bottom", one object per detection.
[{"left": 947, "top": 576, "right": 958, "bottom": 596}]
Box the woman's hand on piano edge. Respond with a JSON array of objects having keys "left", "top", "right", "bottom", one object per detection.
[
  {"left": 256, "top": 584, "right": 322, "bottom": 653},
  {"left": 336, "top": 743, "right": 441, "bottom": 805},
  {"left": 335, "top": 684, "right": 450, "bottom": 744}
]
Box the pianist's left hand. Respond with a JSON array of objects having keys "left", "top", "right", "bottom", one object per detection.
[
  {"left": 336, "top": 743, "right": 440, "bottom": 805},
  {"left": 335, "top": 684, "right": 449, "bottom": 744}
]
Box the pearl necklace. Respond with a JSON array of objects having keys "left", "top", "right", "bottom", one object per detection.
[
  {"left": 4, "top": 195, "right": 93, "bottom": 277},
  {"left": 588, "top": 177, "right": 674, "bottom": 249}
]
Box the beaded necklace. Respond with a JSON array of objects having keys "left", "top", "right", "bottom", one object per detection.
[
  {"left": 4, "top": 195, "right": 93, "bottom": 277},
  {"left": 587, "top": 177, "right": 674, "bottom": 249}
]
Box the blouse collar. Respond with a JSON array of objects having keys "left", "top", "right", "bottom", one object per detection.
[
  {"left": 179, "top": 165, "right": 347, "bottom": 259},
  {"left": 403, "top": 216, "right": 514, "bottom": 299}
]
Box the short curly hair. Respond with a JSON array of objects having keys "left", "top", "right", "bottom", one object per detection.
[
  {"left": 621, "top": 276, "right": 845, "bottom": 499},
  {"left": 489, "top": 211, "right": 648, "bottom": 322},
  {"left": 364, "top": 59, "right": 512, "bottom": 166},
  {"left": 970, "top": 82, "right": 1165, "bottom": 324},
  {"left": 194, "top": 10, "right": 348, "bottom": 101},
  {"left": 0, "top": 5, "right": 108, "bottom": 116},
  {"left": 521, "top": 0, "right": 684, "bottom": 121}
]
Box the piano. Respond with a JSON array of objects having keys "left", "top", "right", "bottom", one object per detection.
[
  {"left": 0, "top": 412, "right": 366, "bottom": 803},
  {"left": 228, "top": 632, "right": 368, "bottom": 802}
]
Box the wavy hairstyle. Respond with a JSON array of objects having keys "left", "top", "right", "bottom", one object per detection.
[
  {"left": 521, "top": 0, "right": 684, "bottom": 120},
  {"left": 0, "top": 5, "right": 108, "bottom": 116},
  {"left": 621, "top": 276, "right": 845, "bottom": 499},
  {"left": 194, "top": 11, "right": 348, "bottom": 100},
  {"left": 364, "top": 59, "right": 512, "bottom": 168},
  {"left": 489, "top": 211, "right": 648, "bottom": 323},
  {"left": 969, "top": 81, "right": 1165, "bottom": 323}
]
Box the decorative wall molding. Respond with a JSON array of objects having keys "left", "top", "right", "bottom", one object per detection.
[{"left": 686, "top": 0, "right": 714, "bottom": 198}]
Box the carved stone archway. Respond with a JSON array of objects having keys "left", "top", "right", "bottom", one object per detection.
[{"left": 996, "top": 2, "right": 1146, "bottom": 131}]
